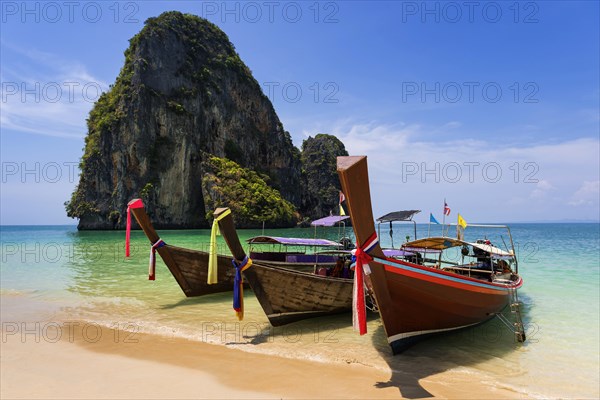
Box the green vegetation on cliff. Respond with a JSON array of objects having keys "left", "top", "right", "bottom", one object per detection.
[{"left": 202, "top": 156, "right": 297, "bottom": 228}]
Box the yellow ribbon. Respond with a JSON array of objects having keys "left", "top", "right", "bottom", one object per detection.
[{"left": 207, "top": 209, "right": 232, "bottom": 284}]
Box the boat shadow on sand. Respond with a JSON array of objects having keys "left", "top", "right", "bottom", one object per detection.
[
  {"left": 216, "top": 292, "right": 535, "bottom": 399},
  {"left": 374, "top": 291, "right": 535, "bottom": 398}
]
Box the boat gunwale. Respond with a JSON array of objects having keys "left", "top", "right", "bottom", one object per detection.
[
  {"left": 246, "top": 235, "right": 342, "bottom": 247},
  {"left": 375, "top": 256, "right": 523, "bottom": 290},
  {"left": 250, "top": 261, "right": 353, "bottom": 283}
]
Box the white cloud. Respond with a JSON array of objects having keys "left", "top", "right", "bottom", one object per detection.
[
  {"left": 530, "top": 179, "right": 556, "bottom": 199},
  {"left": 1, "top": 43, "right": 109, "bottom": 139},
  {"left": 569, "top": 181, "right": 600, "bottom": 206},
  {"left": 443, "top": 121, "right": 461, "bottom": 129},
  {"left": 319, "top": 120, "right": 600, "bottom": 221}
]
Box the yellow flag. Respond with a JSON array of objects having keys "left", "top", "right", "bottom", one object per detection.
[
  {"left": 340, "top": 204, "right": 346, "bottom": 216},
  {"left": 457, "top": 213, "right": 468, "bottom": 229}
]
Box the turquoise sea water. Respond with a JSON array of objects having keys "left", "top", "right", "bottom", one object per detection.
[{"left": 1, "top": 223, "right": 599, "bottom": 398}]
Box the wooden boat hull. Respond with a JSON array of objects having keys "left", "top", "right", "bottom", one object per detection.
[
  {"left": 374, "top": 257, "right": 522, "bottom": 353},
  {"left": 247, "top": 259, "right": 332, "bottom": 271},
  {"left": 166, "top": 245, "right": 236, "bottom": 296},
  {"left": 244, "top": 264, "right": 353, "bottom": 326},
  {"left": 129, "top": 202, "right": 236, "bottom": 297}
]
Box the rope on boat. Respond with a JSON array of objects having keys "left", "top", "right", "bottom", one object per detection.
[
  {"left": 148, "top": 238, "right": 166, "bottom": 280},
  {"left": 232, "top": 256, "right": 253, "bottom": 321},
  {"left": 354, "top": 232, "right": 379, "bottom": 335}
]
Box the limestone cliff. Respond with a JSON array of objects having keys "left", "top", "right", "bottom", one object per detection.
[
  {"left": 299, "top": 134, "right": 349, "bottom": 221},
  {"left": 66, "top": 11, "right": 302, "bottom": 229}
]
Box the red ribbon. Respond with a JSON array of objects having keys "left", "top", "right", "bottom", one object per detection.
[
  {"left": 353, "top": 232, "right": 378, "bottom": 336},
  {"left": 125, "top": 199, "right": 144, "bottom": 258}
]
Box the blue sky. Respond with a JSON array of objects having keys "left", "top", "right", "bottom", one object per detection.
[{"left": 1, "top": 1, "right": 599, "bottom": 224}]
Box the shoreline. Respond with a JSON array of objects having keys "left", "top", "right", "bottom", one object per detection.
[{"left": 1, "top": 315, "right": 525, "bottom": 399}]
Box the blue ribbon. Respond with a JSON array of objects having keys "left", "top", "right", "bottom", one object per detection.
[{"left": 232, "top": 256, "right": 250, "bottom": 311}]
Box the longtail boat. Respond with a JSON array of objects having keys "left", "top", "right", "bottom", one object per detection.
[
  {"left": 214, "top": 207, "right": 355, "bottom": 326},
  {"left": 127, "top": 199, "right": 235, "bottom": 296},
  {"left": 337, "top": 156, "right": 526, "bottom": 353}
]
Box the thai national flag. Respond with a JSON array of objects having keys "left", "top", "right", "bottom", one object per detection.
[{"left": 444, "top": 202, "right": 451, "bottom": 216}]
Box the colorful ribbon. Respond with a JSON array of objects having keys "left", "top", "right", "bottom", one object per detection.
[
  {"left": 149, "top": 238, "right": 166, "bottom": 280},
  {"left": 125, "top": 199, "right": 144, "bottom": 257},
  {"left": 232, "top": 256, "right": 253, "bottom": 321},
  {"left": 207, "top": 209, "right": 232, "bottom": 284},
  {"left": 353, "top": 232, "right": 379, "bottom": 335}
]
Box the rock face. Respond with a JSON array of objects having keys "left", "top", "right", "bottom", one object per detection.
[
  {"left": 66, "top": 11, "right": 302, "bottom": 229},
  {"left": 300, "top": 134, "right": 349, "bottom": 221}
]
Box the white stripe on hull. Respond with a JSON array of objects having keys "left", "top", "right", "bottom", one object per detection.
[
  {"left": 267, "top": 310, "right": 328, "bottom": 318},
  {"left": 387, "top": 321, "right": 481, "bottom": 343}
]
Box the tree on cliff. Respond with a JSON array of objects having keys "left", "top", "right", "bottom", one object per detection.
[{"left": 202, "top": 156, "right": 297, "bottom": 228}]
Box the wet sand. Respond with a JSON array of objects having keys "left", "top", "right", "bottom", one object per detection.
[
  {"left": 0, "top": 294, "right": 525, "bottom": 399},
  {"left": 1, "top": 319, "right": 522, "bottom": 399}
]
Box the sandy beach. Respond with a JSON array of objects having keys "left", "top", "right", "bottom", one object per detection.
[{"left": 1, "top": 314, "right": 523, "bottom": 400}]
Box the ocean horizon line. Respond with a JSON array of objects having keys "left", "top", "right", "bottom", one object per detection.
[{"left": 1, "top": 220, "right": 598, "bottom": 229}]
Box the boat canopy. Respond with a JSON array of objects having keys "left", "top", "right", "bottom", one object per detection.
[
  {"left": 402, "top": 247, "right": 443, "bottom": 254},
  {"left": 402, "top": 236, "right": 514, "bottom": 257},
  {"left": 351, "top": 248, "right": 416, "bottom": 257},
  {"left": 310, "top": 215, "right": 350, "bottom": 227},
  {"left": 377, "top": 210, "right": 421, "bottom": 222},
  {"left": 470, "top": 242, "right": 514, "bottom": 257},
  {"left": 382, "top": 248, "right": 415, "bottom": 257},
  {"left": 247, "top": 236, "right": 341, "bottom": 247}
]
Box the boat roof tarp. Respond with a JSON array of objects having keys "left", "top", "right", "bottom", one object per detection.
[
  {"left": 402, "top": 247, "right": 443, "bottom": 254},
  {"left": 310, "top": 215, "right": 350, "bottom": 227},
  {"left": 402, "top": 236, "right": 513, "bottom": 256},
  {"left": 247, "top": 236, "right": 341, "bottom": 247},
  {"left": 377, "top": 210, "right": 421, "bottom": 222},
  {"left": 469, "top": 242, "right": 514, "bottom": 257},
  {"left": 351, "top": 248, "right": 416, "bottom": 257},
  {"left": 382, "top": 248, "right": 415, "bottom": 257}
]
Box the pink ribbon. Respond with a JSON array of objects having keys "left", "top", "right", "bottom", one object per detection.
[
  {"left": 125, "top": 199, "right": 144, "bottom": 257},
  {"left": 149, "top": 239, "right": 166, "bottom": 280},
  {"left": 353, "top": 232, "right": 378, "bottom": 335}
]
